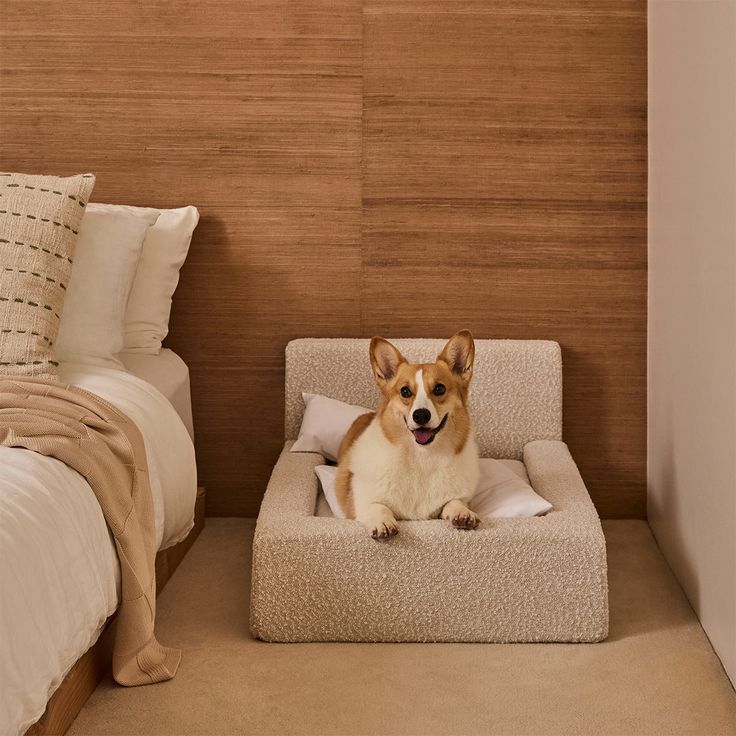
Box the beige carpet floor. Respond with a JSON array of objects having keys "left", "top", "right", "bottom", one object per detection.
[{"left": 69, "top": 519, "right": 736, "bottom": 736}]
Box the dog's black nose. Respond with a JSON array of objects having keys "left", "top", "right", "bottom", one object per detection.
[{"left": 412, "top": 408, "right": 431, "bottom": 426}]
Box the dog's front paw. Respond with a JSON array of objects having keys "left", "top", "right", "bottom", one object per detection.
[
  {"left": 370, "top": 519, "right": 399, "bottom": 540},
  {"left": 359, "top": 503, "right": 399, "bottom": 541},
  {"left": 451, "top": 509, "right": 480, "bottom": 530},
  {"left": 441, "top": 499, "right": 480, "bottom": 530}
]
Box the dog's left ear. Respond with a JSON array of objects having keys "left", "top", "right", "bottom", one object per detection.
[{"left": 438, "top": 330, "right": 475, "bottom": 385}]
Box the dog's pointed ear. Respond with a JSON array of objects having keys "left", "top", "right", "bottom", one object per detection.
[
  {"left": 438, "top": 330, "right": 475, "bottom": 385},
  {"left": 370, "top": 337, "right": 405, "bottom": 387}
]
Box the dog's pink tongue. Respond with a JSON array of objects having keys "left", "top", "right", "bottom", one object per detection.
[{"left": 412, "top": 428, "right": 433, "bottom": 445}]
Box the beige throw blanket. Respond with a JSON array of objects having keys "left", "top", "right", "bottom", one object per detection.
[{"left": 0, "top": 377, "right": 180, "bottom": 686}]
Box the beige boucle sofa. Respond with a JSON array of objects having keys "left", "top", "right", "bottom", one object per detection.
[{"left": 250, "top": 339, "right": 609, "bottom": 643}]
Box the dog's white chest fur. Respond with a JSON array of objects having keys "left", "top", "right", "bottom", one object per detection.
[{"left": 348, "top": 418, "right": 480, "bottom": 520}]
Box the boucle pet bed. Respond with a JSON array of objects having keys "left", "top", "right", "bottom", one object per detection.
[{"left": 251, "top": 339, "right": 609, "bottom": 643}]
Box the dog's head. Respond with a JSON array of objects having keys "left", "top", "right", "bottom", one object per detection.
[{"left": 369, "top": 331, "right": 475, "bottom": 450}]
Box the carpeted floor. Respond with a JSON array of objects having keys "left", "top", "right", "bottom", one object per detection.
[{"left": 68, "top": 519, "right": 736, "bottom": 736}]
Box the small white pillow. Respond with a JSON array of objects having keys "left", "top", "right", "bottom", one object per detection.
[
  {"left": 122, "top": 205, "right": 200, "bottom": 354},
  {"left": 314, "top": 460, "right": 552, "bottom": 520},
  {"left": 471, "top": 459, "right": 552, "bottom": 518},
  {"left": 314, "top": 465, "right": 347, "bottom": 518},
  {"left": 291, "top": 393, "right": 373, "bottom": 462},
  {"left": 55, "top": 204, "right": 159, "bottom": 368}
]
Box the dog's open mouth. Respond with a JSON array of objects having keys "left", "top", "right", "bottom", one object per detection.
[{"left": 411, "top": 414, "right": 448, "bottom": 446}]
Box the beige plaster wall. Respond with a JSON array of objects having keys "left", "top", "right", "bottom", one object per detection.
[{"left": 648, "top": 0, "right": 736, "bottom": 686}]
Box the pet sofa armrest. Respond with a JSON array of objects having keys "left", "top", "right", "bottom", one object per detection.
[
  {"left": 255, "top": 441, "right": 383, "bottom": 543},
  {"left": 523, "top": 439, "right": 601, "bottom": 521},
  {"left": 256, "top": 442, "right": 323, "bottom": 525}
]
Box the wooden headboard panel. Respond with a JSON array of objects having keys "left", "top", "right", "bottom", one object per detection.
[{"left": 0, "top": 1, "right": 647, "bottom": 518}]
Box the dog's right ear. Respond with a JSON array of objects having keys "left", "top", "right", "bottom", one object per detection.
[{"left": 370, "top": 337, "right": 405, "bottom": 387}]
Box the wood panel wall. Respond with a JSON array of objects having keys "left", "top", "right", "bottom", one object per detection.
[{"left": 0, "top": 1, "right": 647, "bottom": 518}]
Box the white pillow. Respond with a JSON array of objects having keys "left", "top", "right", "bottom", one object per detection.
[
  {"left": 291, "top": 393, "right": 373, "bottom": 462},
  {"left": 122, "top": 205, "right": 200, "bottom": 354},
  {"left": 55, "top": 204, "right": 159, "bottom": 368},
  {"left": 314, "top": 465, "right": 347, "bottom": 518},
  {"left": 314, "top": 460, "right": 552, "bottom": 520},
  {"left": 471, "top": 459, "right": 552, "bottom": 518}
]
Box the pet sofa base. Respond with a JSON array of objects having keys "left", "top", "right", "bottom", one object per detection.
[{"left": 250, "top": 440, "right": 608, "bottom": 643}]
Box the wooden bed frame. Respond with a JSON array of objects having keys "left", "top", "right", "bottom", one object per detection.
[{"left": 26, "top": 487, "right": 206, "bottom": 736}]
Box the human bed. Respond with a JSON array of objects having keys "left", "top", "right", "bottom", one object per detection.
[{"left": 1, "top": 350, "right": 199, "bottom": 736}]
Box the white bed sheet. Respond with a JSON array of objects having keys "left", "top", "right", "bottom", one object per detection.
[
  {"left": 0, "top": 363, "right": 197, "bottom": 736},
  {"left": 121, "top": 348, "right": 194, "bottom": 440}
]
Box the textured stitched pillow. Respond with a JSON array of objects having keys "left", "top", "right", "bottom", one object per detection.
[
  {"left": 0, "top": 172, "right": 96, "bottom": 377},
  {"left": 122, "top": 205, "right": 199, "bottom": 354},
  {"left": 55, "top": 204, "right": 159, "bottom": 368}
]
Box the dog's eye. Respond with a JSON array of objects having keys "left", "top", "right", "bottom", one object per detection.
[
  {"left": 400, "top": 386, "right": 412, "bottom": 399},
  {"left": 433, "top": 383, "right": 446, "bottom": 396}
]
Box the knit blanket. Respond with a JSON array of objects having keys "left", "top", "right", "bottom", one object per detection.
[{"left": 0, "top": 377, "right": 179, "bottom": 686}]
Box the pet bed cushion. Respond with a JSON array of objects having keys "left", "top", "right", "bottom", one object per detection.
[
  {"left": 295, "top": 391, "right": 553, "bottom": 518},
  {"left": 252, "top": 338, "right": 608, "bottom": 643},
  {"left": 314, "top": 458, "right": 552, "bottom": 519}
]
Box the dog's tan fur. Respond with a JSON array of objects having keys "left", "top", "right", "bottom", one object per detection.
[
  {"left": 336, "top": 331, "right": 481, "bottom": 539},
  {"left": 334, "top": 412, "right": 373, "bottom": 519}
]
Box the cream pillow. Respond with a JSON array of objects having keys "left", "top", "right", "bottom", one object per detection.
[
  {"left": 291, "top": 393, "right": 373, "bottom": 462},
  {"left": 55, "top": 204, "right": 159, "bottom": 368},
  {"left": 0, "top": 171, "right": 96, "bottom": 378},
  {"left": 122, "top": 205, "right": 199, "bottom": 354},
  {"left": 315, "top": 460, "right": 552, "bottom": 519}
]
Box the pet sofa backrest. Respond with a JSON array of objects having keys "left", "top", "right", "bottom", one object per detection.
[{"left": 285, "top": 338, "right": 562, "bottom": 460}]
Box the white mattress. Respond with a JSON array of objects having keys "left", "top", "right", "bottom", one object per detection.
[
  {"left": 0, "top": 362, "right": 197, "bottom": 736},
  {"left": 121, "top": 348, "right": 194, "bottom": 439}
]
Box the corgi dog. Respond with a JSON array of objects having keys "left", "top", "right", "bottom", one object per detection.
[{"left": 335, "top": 330, "right": 481, "bottom": 540}]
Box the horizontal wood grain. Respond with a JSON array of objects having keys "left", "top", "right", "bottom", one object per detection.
[
  {"left": 0, "top": 0, "right": 646, "bottom": 518},
  {"left": 362, "top": 0, "right": 647, "bottom": 519},
  {"left": 0, "top": 0, "right": 363, "bottom": 518}
]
